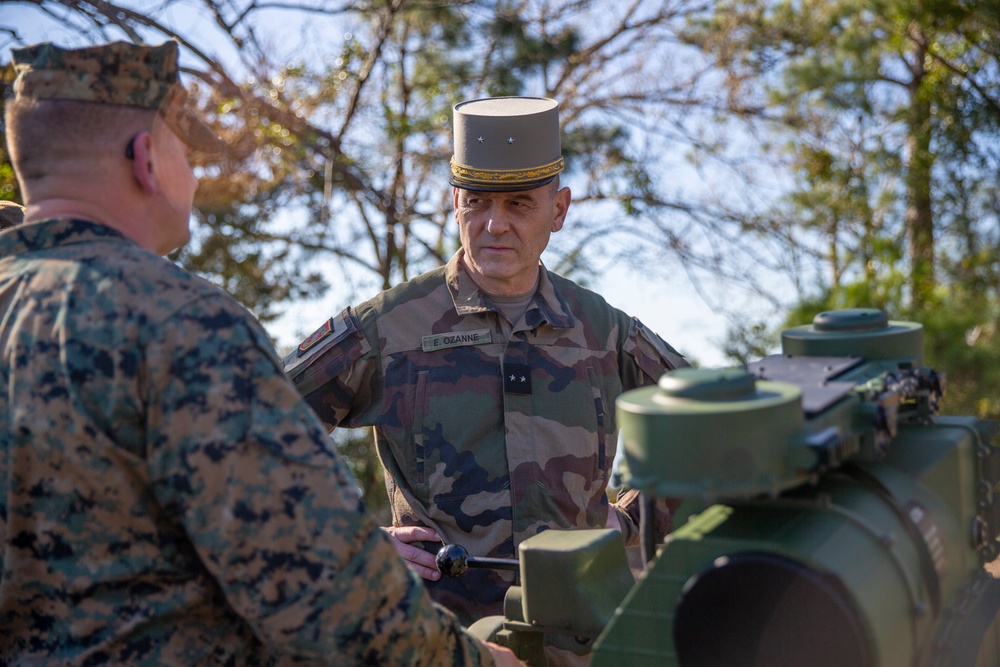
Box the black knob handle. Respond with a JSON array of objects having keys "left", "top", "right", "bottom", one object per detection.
[{"left": 435, "top": 544, "right": 520, "bottom": 577}]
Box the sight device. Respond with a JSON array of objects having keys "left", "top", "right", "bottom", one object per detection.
[{"left": 438, "top": 309, "right": 1000, "bottom": 667}]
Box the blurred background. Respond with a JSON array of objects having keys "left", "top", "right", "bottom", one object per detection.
[{"left": 2, "top": 0, "right": 998, "bottom": 519}]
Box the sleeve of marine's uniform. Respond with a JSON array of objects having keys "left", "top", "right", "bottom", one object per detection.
[
  {"left": 281, "top": 307, "right": 376, "bottom": 431},
  {"left": 143, "top": 296, "right": 493, "bottom": 667},
  {"left": 614, "top": 317, "right": 689, "bottom": 546}
]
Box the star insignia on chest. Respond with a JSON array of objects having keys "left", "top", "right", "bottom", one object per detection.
[{"left": 504, "top": 363, "right": 531, "bottom": 395}]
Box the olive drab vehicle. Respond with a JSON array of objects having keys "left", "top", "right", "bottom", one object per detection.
[{"left": 436, "top": 309, "right": 1000, "bottom": 667}]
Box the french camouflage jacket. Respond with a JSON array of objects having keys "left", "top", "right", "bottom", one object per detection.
[
  {"left": 0, "top": 219, "right": 492, "bottom": 667},
  {"left": 285, "top": 249, "right": 688, "bottom": 624}
]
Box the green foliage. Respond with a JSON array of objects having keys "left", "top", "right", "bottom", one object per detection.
[
  {"left": 702, "top": 0, "right": 1000, "bottom": 419},
  {"left": 334, "top": 428, "right": 391, "bottom": 525},
  {"left": 721, "top": 319, "right": 778, "bottom": 366},
  {"left": 693, "top": 0, "right": 1000, "bottom": 311},
  {"left": 0, "top": 63, "right": 21, "bottom": 206}
]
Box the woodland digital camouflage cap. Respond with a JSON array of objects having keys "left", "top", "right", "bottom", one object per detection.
[
  {"left": 11, "top": 40, "right": 222, "bottom": 154},
  {"left": 450, "top": 96, "right": 564, "bottom": 192}
]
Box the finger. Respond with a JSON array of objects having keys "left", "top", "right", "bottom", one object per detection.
[
  {"left": 396, "top": 544, "right": 442, "bottom": 580},
  {"left": 385, "top": 525, "right": 442, "bottom": 544},
  {"left": 400, "top": 543, "right": 441, "bottom": 568},
  {"left": 409, "top": 560, "right": 442, "bottom": 581}
]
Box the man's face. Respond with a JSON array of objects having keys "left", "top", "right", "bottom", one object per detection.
[
  {"left": 454, "top": 182, "right": 570, "bottom": 296},
  {"left": 152, "top": 121, "right": 198, "bottom": 254}
]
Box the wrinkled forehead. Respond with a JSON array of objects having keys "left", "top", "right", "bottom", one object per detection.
[{"left": 456, "top": 182, "right": 556, "bottom": 201}]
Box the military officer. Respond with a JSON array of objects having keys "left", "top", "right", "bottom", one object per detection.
[
  {"left": 284, "top": 95, "right": 688, "bottom": 640},
  {"left": 0, "top": 40, "right": 519, "bottom": 667}
]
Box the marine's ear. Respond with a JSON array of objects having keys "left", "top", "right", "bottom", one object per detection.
[{"left": 128, "top": 131, "right": 157, "bottom": 195}]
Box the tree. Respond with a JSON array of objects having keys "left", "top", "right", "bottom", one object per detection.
[
  {"left": 689, "top": 0, "right": 1000, "bottom": 417},
  {"left": 5, "top": 0, "right": 766, "bottom": 512}
]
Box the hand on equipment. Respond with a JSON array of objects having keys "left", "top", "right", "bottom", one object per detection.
[{"left": 382, "top": 525, "right": 442, "bottom": 580}]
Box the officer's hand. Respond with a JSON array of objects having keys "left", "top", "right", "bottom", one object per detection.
[
  {"left": 485, "top": 642, "right": 525, "bottom": 667},
  {"left": 382, "top": 525, "right": 442, "bottom": 580}
]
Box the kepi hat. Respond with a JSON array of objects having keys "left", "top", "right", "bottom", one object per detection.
[
  {"left": 450, "top": 96, "right": 564, "bottom": 192},
  {"left": 11, "top": 40, "right": 222, "bottom": 154}
]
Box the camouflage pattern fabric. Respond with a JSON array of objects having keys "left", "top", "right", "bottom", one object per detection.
[
  {"left": 285, "top": 249, "right": 688, "bottom": 625},
  {"left": 0, "top": 219, "right": 492, "bottom": 667},
  {"left": 11, "top": 41, "right": 222, "bottom": 154}
]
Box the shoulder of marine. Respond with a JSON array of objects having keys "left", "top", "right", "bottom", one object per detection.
[{"left": 3, "top": 218, "right": 261, "bottom": 334}]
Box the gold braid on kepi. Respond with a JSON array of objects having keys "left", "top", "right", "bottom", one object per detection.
[
  {"left": 449, "top": 156, "right": 565, "bottom": 190},
  {"left": 450, "top": 96, "right": 564, "bottom": 192}
]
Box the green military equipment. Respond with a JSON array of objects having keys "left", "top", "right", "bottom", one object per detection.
[
  {"left": 453, "top": 529, "right": 635, "bottom": 661},
  {"left": 454, "top": 309, "right": 1000, "bottom": 667}
]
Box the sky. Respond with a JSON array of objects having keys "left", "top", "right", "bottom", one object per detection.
[
  {"left": 2, "top": 2, "right": 784, "bottom": 368},
  {"left": 270, "top": 247, "right": 736, "bottom": 367}
]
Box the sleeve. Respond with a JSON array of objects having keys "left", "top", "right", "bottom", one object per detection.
[
  {"left": 144, "top": 295, "right": 493, "bottom": 667},
  {"left": 621, "top": 317, "right": 690, "bottom": 387},
  {"left": 281, "top": 307, "right": 377, "bottom": 431}
]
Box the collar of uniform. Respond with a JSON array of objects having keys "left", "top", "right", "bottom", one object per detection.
[
  {"left": 445, "top": 248, "right": 575, "bottom": 329},
  {"left": 530, "top": 263, "right": 575, "bottom": 329},
  {"left": 0, "top": 218, "right": 130, "bottom": 257}
]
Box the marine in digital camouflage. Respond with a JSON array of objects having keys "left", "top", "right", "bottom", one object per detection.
[
  {"left": 284, "top": 248, "right": 688, "bottom": 625},
  {"left": 0, "top": 219, "right": 493, "bottom": 666},
  {"left": 11, "top": 40, "right": 221, "bottom": 154}
]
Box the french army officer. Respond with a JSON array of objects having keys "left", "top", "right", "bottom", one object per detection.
[{"left": 284, "top": 97, "right": 688, "bottom": 641}]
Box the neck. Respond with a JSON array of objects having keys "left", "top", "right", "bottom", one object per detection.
[
  {"left": 461, "top": 257, "right": 541, "bottom": 297},
  {"left": 23, "top": 198, "right": 156, "bottom": 253}
]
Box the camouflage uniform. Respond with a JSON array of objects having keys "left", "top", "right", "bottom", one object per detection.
[
  {"left": 0, "top": 219, "right": 493, "bottom": 666},
  {"left": 285, "top": 249, "right": 687, "bottom": 624},
  {"left": 0, "top": 201, "right": 24, "bottom": 232}
]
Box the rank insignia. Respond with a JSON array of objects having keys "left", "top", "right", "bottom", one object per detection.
[
  {"left": 298, "top": 318, "right": 334, "bottom": 354},
  {"left": 504, "top": 363, "right": 532, "bottom": 395}
]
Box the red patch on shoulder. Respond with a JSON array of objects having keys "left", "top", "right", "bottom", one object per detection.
[{"left": 298, "top": 318, "right": 334, "bottom": 353}]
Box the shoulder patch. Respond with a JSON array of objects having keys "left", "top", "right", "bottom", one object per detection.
[
  {"left": 283, "top": 307, "right": 366, "bottom": 380},
  {"left": 297, "top": 313, "right": 343, "bottom": 357},
  {"left": 295, "top": 308, "right": 356, "bottom": 357},
  {"left": 298, "top": 318, "right": 335, "bottom": 354}
]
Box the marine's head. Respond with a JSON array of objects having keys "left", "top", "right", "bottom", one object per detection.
[
  {"left": 10, "top": 40, "right": 221, "bottom": 154},
  {"left": 5, "top": 40, "right": 222, "bottom": 255}
]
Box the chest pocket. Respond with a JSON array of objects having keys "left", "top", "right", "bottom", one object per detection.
[{"left": 391, "top": 345, "right": 506, "bottom": 509}]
